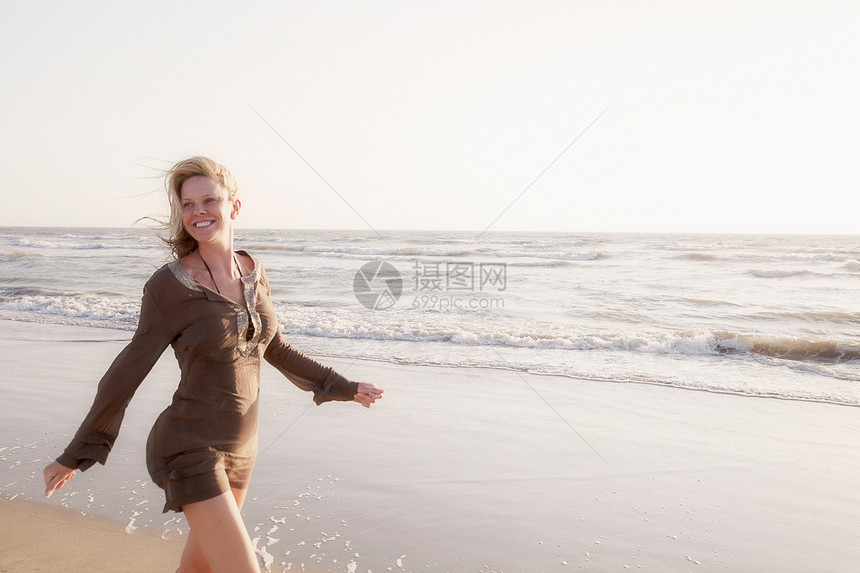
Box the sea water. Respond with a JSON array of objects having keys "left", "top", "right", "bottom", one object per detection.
[{"left": 1, "top": 227, "right": 857, "bottom": 405}]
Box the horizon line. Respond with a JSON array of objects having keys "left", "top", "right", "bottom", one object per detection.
[{"left": 0, "top": 224, "right": 856, "bottom": 238}]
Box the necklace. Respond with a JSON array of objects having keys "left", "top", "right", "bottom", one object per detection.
[
  {"left": 198, "top": 252, "right": 243, "bottom": 295},
  {"left": 199, "top": 251, "right": 255, "bottom": 342}
]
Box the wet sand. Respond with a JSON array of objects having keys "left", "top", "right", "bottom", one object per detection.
[{"left": 1, "top": 319, "right": 858, "bottom": 572}]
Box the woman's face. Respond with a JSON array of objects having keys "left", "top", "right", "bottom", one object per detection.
[{"left": 180, "top": 176, "right": 240, "bottom": 247}]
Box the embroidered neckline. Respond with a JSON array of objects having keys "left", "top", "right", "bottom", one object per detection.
[{"left": 167, "top": 252, "right": 263, "bottom": 358}]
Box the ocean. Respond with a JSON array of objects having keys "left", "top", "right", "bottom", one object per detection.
[{"left": 1, "top": 226, "right": 858, "bottom": 406}]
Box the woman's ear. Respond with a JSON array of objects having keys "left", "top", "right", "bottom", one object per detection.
[{"left": 231, "top": 199, "right": 242, "bottom": 219}]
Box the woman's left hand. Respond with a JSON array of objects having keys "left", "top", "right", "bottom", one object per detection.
[{"left": 354, "top": 382, "right": 384, "bottom": 408}]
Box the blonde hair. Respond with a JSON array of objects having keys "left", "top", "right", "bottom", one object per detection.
[{"left": 161, "top": 156, "right": 239, "bottom": 259}]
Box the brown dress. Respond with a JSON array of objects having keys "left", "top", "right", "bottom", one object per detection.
[{"left": 56, "top": 251, "right": 358, "bottom": 512}]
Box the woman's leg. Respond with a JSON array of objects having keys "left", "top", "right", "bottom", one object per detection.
[{"left": 176, "top": 487, "right": 256, "bottom": 573}]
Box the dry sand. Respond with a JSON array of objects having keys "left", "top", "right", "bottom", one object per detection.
[
  {"left": 0, "top": 496, "right": 183, "bottom": 572},
  {"left": 1, "top": 318, "right": 858, "bottom": 572}
]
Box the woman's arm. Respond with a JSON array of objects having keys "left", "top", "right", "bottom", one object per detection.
[
  {"left": 264, "top": 328, "right": 382, "bottom": 406},
  {"left": 51, "top": 285, "right": 175, "bottom": 475},
  {"left": 259, "top": 263, "right": 382, "bottom": 406},
  {"left": 264, "top": 326, "right": 358, "bottom": 404}
]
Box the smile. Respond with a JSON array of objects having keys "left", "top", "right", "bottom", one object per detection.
[{"left": 195, "top": 221, "right": 213, "bottom": 228}]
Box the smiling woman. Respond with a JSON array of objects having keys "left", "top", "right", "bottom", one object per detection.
[
  {"left": 181, "top": 177, "right": 239, "bottom": 236},
  {"left": 163, "top": 156, "right": 240, "bottom": 260},
  {"left": 177, "top": 175, "right": 246, "bottom": 302},
  {"left": 42, "top": 156, "right": 384, "bottom": 573}
]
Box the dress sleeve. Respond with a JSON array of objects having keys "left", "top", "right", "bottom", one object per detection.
[
  {"left": 258, "top": 262, "right": 358, "bottom": 405},
  {"left": 56, "top": 285, "right": 175, "bottom": 471},
  {"left": 264, "top": 327, "right": 359, "bottom": 405}
]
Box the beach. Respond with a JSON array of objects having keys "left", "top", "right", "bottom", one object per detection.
[
  {"left": 1, "top": 318, "right": 858, "bottom": 572},
  {"left": 3, "top": 0, "right": 860, "bottom": 565},
  {"left": 0, "top": 496, "right": 184, "bottom": 572}
]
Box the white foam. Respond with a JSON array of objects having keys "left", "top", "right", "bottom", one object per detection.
[
  {"left": 252, "top": 537, "right": 275, "bottom": 571},
  {"left": 748, "top": 269, "right": 813, "bottom": 279},
  {"left": 124, "top": 510, "right": 140, "bottom": 534}
]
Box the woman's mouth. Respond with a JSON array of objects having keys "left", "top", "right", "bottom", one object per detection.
[{"left": 195, "top": 221, "right": 213, "bottom": 228}]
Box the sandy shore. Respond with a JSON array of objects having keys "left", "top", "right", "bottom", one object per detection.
[
  {"left": 1, "top": 318, "right": 858, "bottom": 572},
  {"left": 0, "top": 496, "right": 184, "bottom": 572}
]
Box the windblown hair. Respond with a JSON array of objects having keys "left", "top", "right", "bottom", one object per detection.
[{"left": 161, "top": 156, "right": 239, "bottom": 259}]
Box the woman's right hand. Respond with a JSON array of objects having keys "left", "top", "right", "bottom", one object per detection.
[{"left": 43, "top": 460, "right": 76, "bottom": 497}]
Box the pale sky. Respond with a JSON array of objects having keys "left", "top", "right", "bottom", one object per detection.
[{"left": 1, "top": 1, "right": 858, "bottom": 234}]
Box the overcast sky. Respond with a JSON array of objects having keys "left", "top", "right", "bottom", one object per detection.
[{"left": 1, "top": 1, "right": 857, "bottom": 234}]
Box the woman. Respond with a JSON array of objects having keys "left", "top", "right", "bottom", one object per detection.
[{"left": 43, "top": 156, "right": 383, "bottom": 573}]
